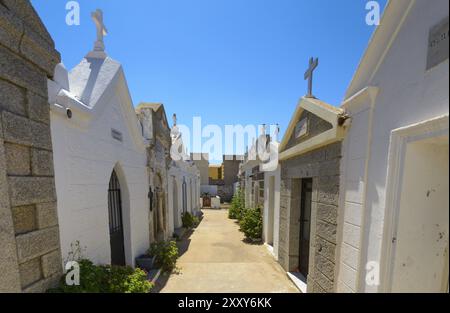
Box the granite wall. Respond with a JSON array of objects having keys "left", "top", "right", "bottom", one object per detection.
[
  {"left": 0, "top": 0, "right": 62, "bottom": 292},
  {"left": 278, "top": 142, "right": 341, "bottom": 293}
]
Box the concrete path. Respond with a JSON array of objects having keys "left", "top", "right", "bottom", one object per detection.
[{"left": 154, "top": 208, "right": 299, "bottom": 293}]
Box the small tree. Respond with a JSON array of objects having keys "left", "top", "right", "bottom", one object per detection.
[
  {"left": 228, "top": 188, "right": 244, "bottom": 220},
  {"left": 239, "top": 207, "right": 263, "bottom": 240}
]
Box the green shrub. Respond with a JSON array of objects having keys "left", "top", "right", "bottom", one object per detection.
[
  {"left": 239, "top": 207, "right": 263, "bottom": 240},
  {"left": 106, "top": 265, "right": 152, "bottom": 293},
  {"left": 149, "top": 240, "right": 179, "bottom": 272},
  {"left": 228, "top": 189, "right": 244, "bottom": 220},
  {"left": 182, "top": 211, "right": 199, "bottom": 228},
  {"left": 49, "top": 259, "right": 153, "bottom": 293}
]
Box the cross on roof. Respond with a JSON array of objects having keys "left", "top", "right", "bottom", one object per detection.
[
  {"left": 304, "top": 57, "right": 319, "bottom": 98},
  {"left": 92, "top": 9, "right": 108, "bottom": 51},
  {"left": 173, "top": 113, "right": 177, "bottom": 126}
]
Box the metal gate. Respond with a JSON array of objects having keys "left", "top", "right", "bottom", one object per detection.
[
  {"left": 299, "top": 178, "right": 313, "bottom": 278},
  {"left": 108, "top": 170, "right": 126, "bottom": 266}
]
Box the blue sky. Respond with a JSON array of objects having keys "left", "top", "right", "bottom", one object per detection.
[{"left": 32, "top": 0, "right": 386, "bottom": 163}]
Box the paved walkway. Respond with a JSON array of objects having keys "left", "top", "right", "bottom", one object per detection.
[{"left": 154, "top": 208, "right": 299, "bottom": 293}]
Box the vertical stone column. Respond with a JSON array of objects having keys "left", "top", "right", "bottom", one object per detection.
[{"left": 0, "top": 0, "right": 62, "bottom": 292}]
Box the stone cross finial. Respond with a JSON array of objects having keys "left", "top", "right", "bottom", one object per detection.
[
  {"left": 173, "top": 113, "right": 177, "bottom": 126},
  {"left": 304, "top": 57, "right": 319, "bottom": 98},
  {"left": 92, "top": 9, "right": 107, "bottom": 46},
  {"left": 274, "top": 124, "right": 280, "bottom": 142},
  {"left": 89, "top": 9, "right": 108, "bottom": 57},
  {"left": 260, "top": 124, "right": 266, "bottom": 135}
]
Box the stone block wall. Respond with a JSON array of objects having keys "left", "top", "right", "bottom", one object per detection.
[
  {"left": 0, "top": 0, "right": 62, "bottom": 292},
  {"left": 278, "top": 142, "right": 341, "bottom": 293}
]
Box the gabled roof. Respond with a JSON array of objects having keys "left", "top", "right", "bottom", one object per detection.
[
  {"left": 68, "top": 57, "right": 121, "bottom": 107},
  {"left": 136, "top": 102, "right": 163, "bottom": 113},
  {"left": 136, "top": 102, "right": 170, "bottom": 130},
  {"left": 279, "top": 97, "right": 346, "bottom": 160},
  {"left": 49, "top": 55, "right": 146, "bottom": 152},
  {"left": 343, "top": 0, "right": 414, "bottom": 100}
]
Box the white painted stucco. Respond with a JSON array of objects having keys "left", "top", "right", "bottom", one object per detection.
[
  {"left": 336, "top": 0, "right": 449, "bottom": 293},
  {"left": 48, "top": 56, "right": 149, "bottom": 267},
  {"left": 263, "top": 165, "right": 280, "bottom": 260},
  {"left": 168, "top": 122, "right": 201, "bottom": 235}
]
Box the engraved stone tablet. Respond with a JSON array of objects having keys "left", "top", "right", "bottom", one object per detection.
[
  {"left": 295, "top": 118, "right": 309, "bottom": 139},
  {"left": 427, "top": 17, "right": 449, "bottom": 70},
  {"left": 111, "top": 129, "right": 123, "bottom": 142}
]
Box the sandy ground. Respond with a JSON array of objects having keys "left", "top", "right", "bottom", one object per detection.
[{"left": 154, "top": 208, "right": 299, "bottom": 293}]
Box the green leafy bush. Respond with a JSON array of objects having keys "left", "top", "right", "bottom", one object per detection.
[
  {"left": 49, "top": 259, "right": 153, "bottom": 293},
  {"left": 239, "top": 207, "right": 263, "bottom": 240},
  {"left": 182, "top": 211, "right": 199, "bottom": 228},
  {"left": 228, "top": 189, "right": 244, "bottom": 220},
  {"left": 106, "top": 265, "right": 152, "bottom": 293},
  {"left": 149, "top": 240, "right": 179, "bottom": 272}
]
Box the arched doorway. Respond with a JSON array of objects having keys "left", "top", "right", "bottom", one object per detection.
[
  {"left": 172, "top": 177, "right": 180, "bottom": 228},
  {"left": 154, "top": 173, "right": 167, "bottom": 241},
  {"left": 182, "top": 178, "right": 187, "bottom": 213},
  {"left": 108, "top": 170, "right": 126, "bottom": 265}
]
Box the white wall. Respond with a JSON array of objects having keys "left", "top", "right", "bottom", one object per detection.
[
  {"left": 168, "top": 161, "right": 200, "bottom": 233},
  {"left": 337, "top": 0, "right": 449, "bottom": 293},
  {"left": 263, "top": 166, "right": 280, "bottom": 260},
  {"left": 51, "top": 87, "right": 149, "bottom": 267},
  {"left": 390, "top": 137, "right": 448, "bottom": 292}
]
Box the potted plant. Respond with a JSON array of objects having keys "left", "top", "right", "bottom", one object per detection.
[{"left": 135, "top": 253, "right": 156, "bottom": 272}]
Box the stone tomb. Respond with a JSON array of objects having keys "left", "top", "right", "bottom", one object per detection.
[
  {"left": 277, "top": 97, "right": 347, "bottom": 293},
  {"left": 0, "top": 0, "right": 62, "bottom": 292},
  {"left": 47, "top": 18, "right": 150, "bottom": 267}
]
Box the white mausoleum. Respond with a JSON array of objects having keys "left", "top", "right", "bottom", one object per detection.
[
  {"left": 335, "top": 0, "right": 449, "bottom": 293},
  {"left": 47, "top": 10, "right": 149, "bottom": 266},
  {"left": 168, "top": 115, "right": 201, "bottom": 234}
]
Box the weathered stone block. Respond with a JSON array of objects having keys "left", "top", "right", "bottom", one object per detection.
[
  {"left": 36, "top": 202, "right": 58, "bottom": 229},
  {"left": 4, "top": 143, "right": 30, "bottom": 175},
  {"left": 26, "top": 91, "right": 50, "bottom": 124},
  {"left": 318, "top": 159, "right": 341, "bottom": 177},
  {"left": 314, "top": 269, "right": 334, "bottom": 293},
  {"left": 325, "top": 142, "right": 342, "bottom": 160},
  {"left": 318, "top": 183, "right": 340, "bottom": 206},
  {"left": 316, "top": 203, "right": 338, "bottom": 225},
  {"left": 0, "top": 45, "right": 47, "bottom": 97},
  {"left": 0, "top": 5, "right": 23, "bottom": 52},
  {"left": 22, "top": 273, "right": 60, "bottom": 293},
  {"left": 0, "top": 139, "right": 22, "bottom": 292},
  {"left": 318, "top": 175, "right": 340, "bottom": 188},
  {"left": 20, "top": 24, "right": 61, "bottom": 75},
  {"left": 31, "top": 148, "right": 53, "bottom": 176},
  {"left": 18, "top": 257, "right": 42, "bottom": 288},
  {"left": 41, "top": 249, "right": 62, "bottom": 278},
  {"left": 1, "top": 111, "right": 32, "bottom": 146},
  {"left": 30, "top": 121, "right": 52, "bottom": 150},
  {"left": 315, "top": 236, "right": 336, "bottom": 262},
  {"left": 16, "top": 226, "right": 60, "bottom": 263},
  {"left": 8, "top": 176, "right": 56, "bottom": 206},
  {"left": 316, "top": 220, "right": 337, "bottom": 244},
  {"left": 312, "top": 281, "right": 327, "bottom": 293},
  {"left": 11, "top": 205, "right": 36, "bottom": 235},
  {"left": 315, "top": 254, "right": 335, "bottom": 280},
  {"left": 0, "top": 79, "right": 26, "bottom": 116},
  {"left": 3, "top": 0, "right": 55, "bottom": 48}
]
